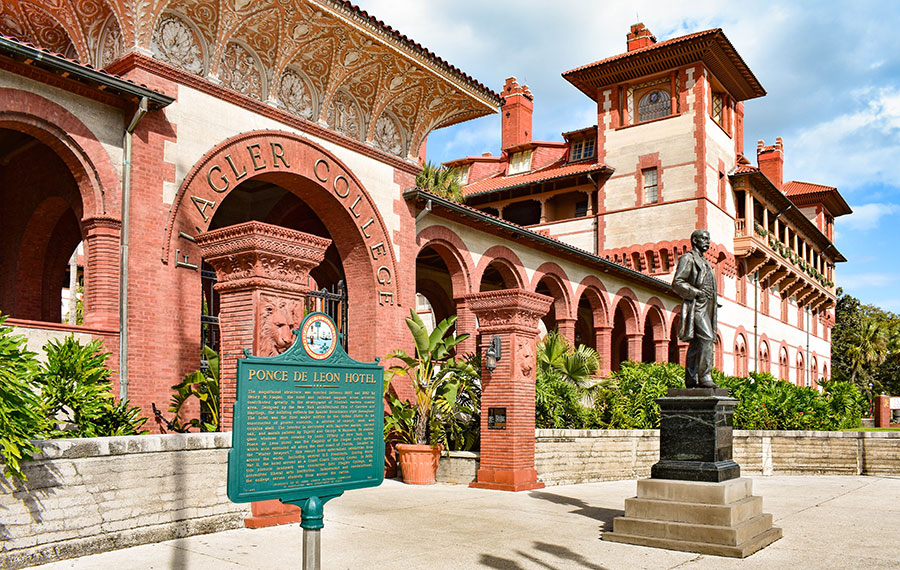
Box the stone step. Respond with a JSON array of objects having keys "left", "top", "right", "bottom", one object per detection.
[
  {"left": 623, "top": 495, "right": 762, "bottom": 527},
  {"left": 603, "top": 526, "right": 783, "bottom": 558},
  {"left": 636, "top": 477, "right": 753, "bottom": 505},
  {"left": 612, "top": 512, "right": 775, "bottom": 547}
]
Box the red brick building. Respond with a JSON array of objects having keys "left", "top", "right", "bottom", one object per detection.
[
  {"left": 0, "top": 4, "right": 848, "bottom": 488},
  {"left": 443, "top": 23, "right": 850, "bottom": 386}
]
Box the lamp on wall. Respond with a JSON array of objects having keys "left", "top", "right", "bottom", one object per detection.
[{"left": 485, "top": 335, "right": 502, "bottom": 372}]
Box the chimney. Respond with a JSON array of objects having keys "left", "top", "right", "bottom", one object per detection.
[
  {"left": 501, "top": 77, "right": 533, "bottom": 150},
  {"left": 627, "top": 23, "right": 656, "bottom": 52},
  {"left": 757, "top": 137, "right": 784, "bottom": 191}
]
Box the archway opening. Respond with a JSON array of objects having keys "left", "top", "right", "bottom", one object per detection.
[
  {"left": 0, "top": 128, "right": 85, "bottom": 323},
  {"left": 414, "top": 245, "right": 459, "bottom": 333}
]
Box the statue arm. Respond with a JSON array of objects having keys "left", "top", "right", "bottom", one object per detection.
[{"left": 672, "top": 254, "right": 701, "bottom": 300}]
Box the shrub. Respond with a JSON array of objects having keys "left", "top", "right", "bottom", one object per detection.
[
  {"left": 593, "top": 362, "right": 685, "bottom": 428},
  {"left": 37, "top": 336, "right": 146, "bottom": 438},
  {"left": 168, "top": 345, "right": 220, "bottom": 432},
  {"left": 0, "top": 315, "right": 44, "bottom": 480}
]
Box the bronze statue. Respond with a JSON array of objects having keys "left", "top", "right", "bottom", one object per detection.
[{"left": 673, "top": 229, "right": 719, "bottom": 389}]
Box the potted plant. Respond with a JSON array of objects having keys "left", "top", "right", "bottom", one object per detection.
[{"left": 383, "top": 309, "right": 477, "bottom": 484}]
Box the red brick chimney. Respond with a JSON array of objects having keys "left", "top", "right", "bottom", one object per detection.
[
  {"left": 757, "top": 137, "right": 784, "bottom": 191},
  {"left": 501, "top": 77, "right": 533, "bottom": 150},
  {"left": 627, "top": 23, "right": 656, "bottom": 51}
]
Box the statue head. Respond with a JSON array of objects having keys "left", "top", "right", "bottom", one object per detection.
[{"left": 690, "top": 229, "right": 711, "bottom": 253}]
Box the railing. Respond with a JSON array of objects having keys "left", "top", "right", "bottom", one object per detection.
[{"left": 735, "top": 218, "right": 747, "bottom": 237}]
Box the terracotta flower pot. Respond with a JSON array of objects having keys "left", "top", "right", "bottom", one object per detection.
[{"left": 395, "top": 443, "right": 442, "bottom": 485}]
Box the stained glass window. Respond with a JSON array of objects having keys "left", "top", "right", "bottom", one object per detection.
[{"left": 637, "top": 89, "right": 671, "bottom": 122}]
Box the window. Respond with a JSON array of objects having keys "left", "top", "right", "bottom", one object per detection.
[
  {"left": 570, "top": 137, "right": 595, "bottom": 162},
  {"left": 711, "top": 92, "right": 724, "bottom": 126},
  {"left": 508, "top": 149, "right": 533, "bottom": 175},
  {"left": 451, "top": 164, "right": 470, "bottom": 185},
  {"left": 575, "top": 199, "right": 588, "bottom": 218},
  {"left": 637, "top": 88, "right": 671, "bottom": 122},
  {"left": 642, "top": 168, "right": 658, "bottom": 204}
]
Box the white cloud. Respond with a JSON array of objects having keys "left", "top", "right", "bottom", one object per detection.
[{"left": 839, "top": 203, "right": 900, "bottom": 231}]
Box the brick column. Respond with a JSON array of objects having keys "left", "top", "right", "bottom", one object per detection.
[
  {"left": 454, "top": 297, "right": 477, "bottom": 357},
  {"left": 556, "top": 317, "right": 576, "bottom": 345},
  {"left": 626, "top": 333, "right": 643, "bottom": 363},
  {"left": 595, "top": 326, "right": 612, "bottom": 377},
  {"left": 81, "top": 216, "right": 121, "bottom": 330},
  {"left": 654, "top": 339, "right": 669, "bottom": 363},
  {"left": 197, "top": 221, "right": 331, "bottom": 431},
  {"left": 874, "top": 395, "right": 891, "bottom": 428},
  {"left": 466, "top": 289, "right": 552, "bottom": 492},
  {"left": 198, "top": 221, "right": 330, "bottom": 529}
]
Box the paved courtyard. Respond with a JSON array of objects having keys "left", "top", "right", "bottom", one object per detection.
[{"left": 29, "top": 475, "right": 900, "bottom": 569}]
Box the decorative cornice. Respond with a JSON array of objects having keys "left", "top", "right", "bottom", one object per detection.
[
  {"left": 197, "top": 221, "right": 331, "bottom": 291},
  {"left": 465, "top": 289, "right": 553, "bottom": 332},
  {"left": 82, "top": 215, "right": 122, "bottom": 231}
]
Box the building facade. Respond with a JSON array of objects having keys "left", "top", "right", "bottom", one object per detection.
[
  {"left": 445, "top": 23, "right": 850, "bottom": 386},
  {"left": 0, "top": 2, "right": 847, "bottom": 447}
]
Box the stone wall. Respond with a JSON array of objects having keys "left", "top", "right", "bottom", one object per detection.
[{"left": 1, "top": 433, "right": 249, "bottom": 570}]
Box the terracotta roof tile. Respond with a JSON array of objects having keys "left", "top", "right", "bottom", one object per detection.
[
  {"left": 783, "top": 181, "right": 837, "bottom": 195},
  {"left": 462, "top": 160, "right": 610, "bottom": 197},
  {"left": 565, "top": 29, "right": 717, "bottom": 75}
]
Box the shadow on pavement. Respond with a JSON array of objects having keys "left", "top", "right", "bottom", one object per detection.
[
  {"left": 480, "top": 541, "right": 612, "bottom": 570},
  {"left": 528, "top": 490, "right": 623, "bottom": 530}
]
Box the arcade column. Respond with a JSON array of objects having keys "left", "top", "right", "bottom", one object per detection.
[
  {"left": 594, "top": 325, "right": 612, "bottom": 377},
  {"left": 466, "top": 289, "right": 552, "bottom": 491},
  {"left": 197, "top": 221, "right": 330, "bottom": 528},
  {"left": 81, "top": 216, "right": 121, "bottom": 330}
]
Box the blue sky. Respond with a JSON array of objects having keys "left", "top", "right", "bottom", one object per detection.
[{"left": 355, "top": 0, "right": 900, "bottom": 312}]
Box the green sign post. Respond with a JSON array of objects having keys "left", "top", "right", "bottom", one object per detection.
[{"left": 227, "top": 312, "right": 384, "bottom": 568}]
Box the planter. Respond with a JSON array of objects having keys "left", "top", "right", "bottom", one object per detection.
[{"left": 396, "top": 443, "right": 442, "bottom": 485}]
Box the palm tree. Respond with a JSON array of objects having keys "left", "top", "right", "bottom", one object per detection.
[
  {"left": 845, "top": 317, "right": 888, "bottom": 388},
  {"left": 416, "top": 161, "right": 463, "bottom": 202},
  {"left": 537, "top": 330, "right": 600, "bottom": 390}
]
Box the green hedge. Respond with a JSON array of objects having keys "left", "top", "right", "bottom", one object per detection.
[{"left": 538, "top": 361, "right": 864, "bottom": 431}]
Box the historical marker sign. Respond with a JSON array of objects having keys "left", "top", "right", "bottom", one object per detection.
[{"left": 227, "top": 312, "right": 384, "bottom": 508}]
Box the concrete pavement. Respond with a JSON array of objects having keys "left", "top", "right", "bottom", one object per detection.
[{"left": 28, "top": 475, "right": 900, "bottom": 569}]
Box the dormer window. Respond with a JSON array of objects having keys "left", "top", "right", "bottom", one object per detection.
[
  {"left": 570, "top": 137, "right": 595, "bottom": 162},
  {"left": 508, "top": 149, "right": 533, "bottom": 175},
  {"left": 452, "top": 164, "right": 470, "bottom": 185}
]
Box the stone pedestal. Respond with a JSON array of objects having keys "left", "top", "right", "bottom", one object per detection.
[
  {"left": 604, "top": 478, "right": 782, "bottom": 558},
  {"left": 197, "top": 221, "right": 330, "bottom": 528},
  {"left": 604, "top": 388, "right": 781, "bottom": 557},
  {"left": 465, "top": 289, "right": 552, "bottom": 492},
  {"left": 651, "top": 389, "right": 740, "bottom": 483}
]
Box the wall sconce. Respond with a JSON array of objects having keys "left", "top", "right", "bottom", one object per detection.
[{"left": 485, "top": 335, "right": 502, "bottom": 372}]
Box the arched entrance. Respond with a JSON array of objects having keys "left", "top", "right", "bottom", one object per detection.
[{"left": 165, "top": 131, "right": 401, "bottom": 364}]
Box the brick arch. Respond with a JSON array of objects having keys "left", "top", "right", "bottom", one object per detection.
[
  {"left": 0, "top": 88, "right": 120, "bottom": 218},
  {"left": 612, "top": 287, "right": 641, "bottom": 334},
  {"left": 733, "top": 330, "right": 749, "bottom": 377},
  {"left": 13, "top": 197, "right": 80, "bottom": 322},
  {"left": 642, "top": 297, "right": 669, "bottom": 341},
  {"left": 778, "top": 343, "right": 791, "bottom": 382},
  {"left": 415, "top": 225, "right": 475, "bottom": 298},
  {"left": 168, "top": 130, "right": 400, "bottom": 361},
  {"left": 475, "top": 245, "right": 526, "bottom": 290},
  {"left": 574, "top": 276, "right": 611, "bottom": 328},
  {"left": 530, "top": 262, "right": 573, "bottom": 322}
]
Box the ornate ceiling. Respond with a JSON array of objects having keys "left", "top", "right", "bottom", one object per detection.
[{"left": 0, "top": 0, "right": 499, "bottom": 160}]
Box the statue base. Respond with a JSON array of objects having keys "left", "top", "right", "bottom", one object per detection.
[
  {"left": 603, "top": 478, "right": 782, "bottom": 558},
  {"left": 651, "top": 390, "right": 740, "bottom": 483}
]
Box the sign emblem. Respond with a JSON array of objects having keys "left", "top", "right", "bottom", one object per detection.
[{"left": 301, "top": 313, "right": 337, "bottom": 359}]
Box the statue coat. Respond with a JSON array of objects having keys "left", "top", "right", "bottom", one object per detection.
[{"left": 672, "top": 248, "right": 717, "bottom": 342}]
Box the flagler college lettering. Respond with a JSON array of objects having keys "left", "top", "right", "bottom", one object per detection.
[{"left": 176, "top": 133, "right": 397, "bottom": 306}]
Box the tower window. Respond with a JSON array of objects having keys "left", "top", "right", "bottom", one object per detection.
[
  {"left": 643, "top": 167, "right": 658, "bottom": 204},
  {"left": 637, "top": 89, "right": 671, "bottom": 122},
  {"left": 712, "top": 92, "right": 724, "bottom": 127}
]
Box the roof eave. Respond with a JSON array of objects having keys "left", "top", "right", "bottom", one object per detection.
[
  {"left": 463, "top": 164, "right": 612, "bottom": 198},
  {"left": 0, "top": 36, "right": 173, "bottom": 109}
]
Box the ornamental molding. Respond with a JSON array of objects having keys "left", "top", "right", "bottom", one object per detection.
[
  {"left": 0, "top": 0, "right": 498, "bottom": 161},
  {"left": 465, "top": 289, "right": 553, "bottom": 330},
  {"left": 197, "top": 221, "right": 331, "bottom": 290}
]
